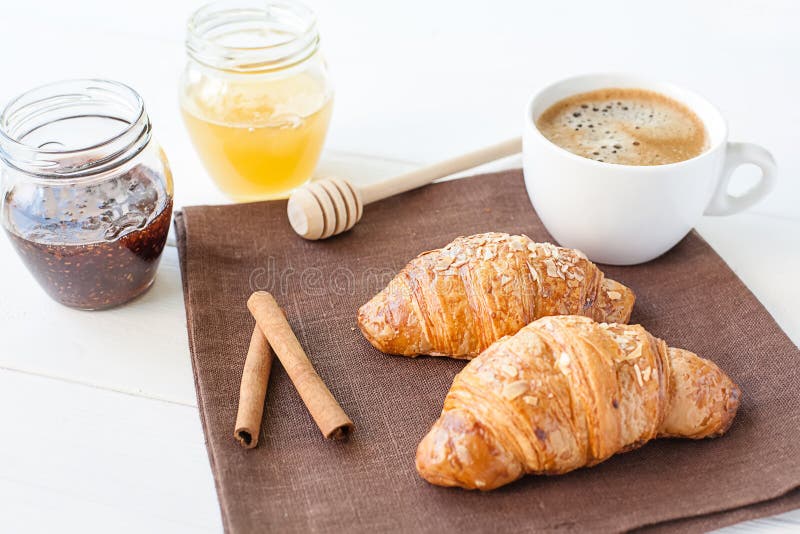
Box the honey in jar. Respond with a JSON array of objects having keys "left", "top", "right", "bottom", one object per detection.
[{"left": 180, "top": 0, "right": 333, "bottom": 201}]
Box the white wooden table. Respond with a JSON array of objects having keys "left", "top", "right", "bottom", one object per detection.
[{"left": 1, "top": 1, "right": 798, "bottom": 532}]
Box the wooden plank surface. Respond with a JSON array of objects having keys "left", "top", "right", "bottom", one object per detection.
[
  {"left": 0, "top": 0, "right": 797, "bottom": 531},
  {"left": 0, "top": 369, "right": 222, "bottom": 533}
]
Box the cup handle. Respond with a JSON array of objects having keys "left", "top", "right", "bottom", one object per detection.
[{"left": 704, "top": 142, "right": 777, "bottom": 216}]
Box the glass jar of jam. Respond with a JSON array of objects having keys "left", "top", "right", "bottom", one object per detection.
[
  {"left": 180, "top": 0, "right": 334, "bottom": 202},
  {"left": 0, "top": 79, "right": 174, "bottom": 310}
]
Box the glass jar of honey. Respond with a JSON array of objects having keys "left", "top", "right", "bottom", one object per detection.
[
  {"left": 180, "top": 0, "right": 334, "bottom": 201},
  {"left": 0, "top": 79, "right": 174, "bottom": 310}
]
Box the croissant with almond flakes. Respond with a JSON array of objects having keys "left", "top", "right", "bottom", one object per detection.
[
  {"left": 415, "top": 315, "right": 741, "bottom": 490},
  {"left": 357, "top": 232, "right": 634, "bottom": 359}
]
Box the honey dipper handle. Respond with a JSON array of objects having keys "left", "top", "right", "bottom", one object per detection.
[{"left": 359, "top": 136, "right": 522, "bottom": 204}]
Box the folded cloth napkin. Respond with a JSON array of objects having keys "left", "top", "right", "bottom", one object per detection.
[{"left": 175, "top": 170, "right": 800, "bottom": 533}]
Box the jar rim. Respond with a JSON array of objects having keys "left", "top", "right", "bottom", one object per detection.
[
  {"left": 0, "top": 79, "right": 151, "bottom": 180},
  {"left": 186, "top": 0, "right": 320, "bottom": 74}
]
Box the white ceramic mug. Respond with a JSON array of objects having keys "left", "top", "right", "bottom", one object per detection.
[{"left": 522, "top": 73, "right": 777, "bottom": 265}]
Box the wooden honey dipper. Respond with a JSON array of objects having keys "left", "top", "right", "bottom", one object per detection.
[{"left": 287, "top": 137, "right": 522, "bottom": 240}]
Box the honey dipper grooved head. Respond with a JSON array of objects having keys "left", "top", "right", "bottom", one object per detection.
[{"left": 287, "top": 178, "right": 363, "bottom": 240}]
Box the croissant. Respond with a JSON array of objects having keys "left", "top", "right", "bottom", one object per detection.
[
  {"left": 416, "top": 315, "right": 740, "bottom": 490},
  {"left": 358, "top": 233, "right": 634, "bottom": 359}
]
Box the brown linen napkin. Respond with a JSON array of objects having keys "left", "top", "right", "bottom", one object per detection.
[{"left": 175, "top": 170, "right": 800, "bottom": 533}]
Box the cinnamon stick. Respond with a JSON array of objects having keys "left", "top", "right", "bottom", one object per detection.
[
  {"left": 247, "top": 291, "right": 354, "bottom": 440},
  {"left": 234, "top": 324, "right": 275, "bottom": 449}
]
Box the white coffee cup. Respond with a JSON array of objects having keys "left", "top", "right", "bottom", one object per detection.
[{"left": 522, "top": 73, "right": 777, "bottom": 265}]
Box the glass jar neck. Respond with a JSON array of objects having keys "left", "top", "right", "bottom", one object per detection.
[
  {"left": 0, "top": 79, "right": 151, "bottom": 181},
  {"left": 186, "top": 0, "right": 320, "bottom": 75}
]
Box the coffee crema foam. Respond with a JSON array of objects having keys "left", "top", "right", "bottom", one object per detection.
[{"left": 536, "top": 88, "right": 708, "bottom": 165}]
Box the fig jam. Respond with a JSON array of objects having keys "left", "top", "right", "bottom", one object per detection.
[{"left": 3, "top": 165, "right": 172, "bottom": 309}]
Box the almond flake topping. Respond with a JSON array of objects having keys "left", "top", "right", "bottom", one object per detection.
[
  {"left": 634, "top": 364, "right": 644, "bottom": 387},
  {"left": 523, "top": 396, "right": 539, "bottom": 406},
  {"left": 509, "top": 238, "right": 525, "bottom": 251},
  {"left": 503, "top": 381, "right": 529, "bottom": 400},
  {"left": 617, "top": 341, "right": 641, "bottom": 359},
  {"left": 607, "top": 290, "right": 622, "bottom": 300},
  {"left": 557, "top": 351, "right": 571, "bottom": 372},
  {"left": 451, "top": 254, "right": 468, "bottom": 268},
  {"left": 545, "top": 259, "right": 560, "bottom": 278},
  {"left": 500, "top": 363, "right": 518, "bottom": 377},
  {"left": 528, "top": 264, "right": 540, "bottom": 282},
  {"left": 435, "top": 256, "right": 453, "bottom": 271}
]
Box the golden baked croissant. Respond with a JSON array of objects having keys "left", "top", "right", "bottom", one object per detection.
[
  {"left": 416, "top": 315, "right": 740, "bottom": 490},
  {"left": 358, "top": 233, "right": 634, "bottom": 359}
]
